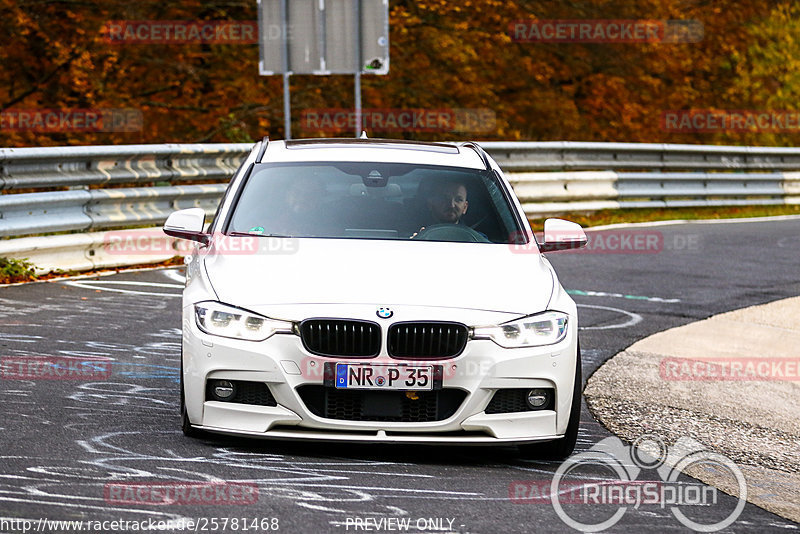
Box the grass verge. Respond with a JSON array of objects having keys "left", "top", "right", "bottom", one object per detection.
[
  {"left": 529, "top": 204, "right": 800, "bottom": 229},
  {"left": 0, "top": 257, "right": 38, "bottom": 284},
  {"left": 0, "top": 256, "right": 184, "bottom": 285}
]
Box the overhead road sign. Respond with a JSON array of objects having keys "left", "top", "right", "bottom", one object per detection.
[{"left": 258, "top": 0, "right": 389, "bottom": 75}]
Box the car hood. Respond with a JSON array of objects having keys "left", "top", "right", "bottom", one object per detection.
[{"left": 203, "top": 238, "right": 553, "bottom": 315}]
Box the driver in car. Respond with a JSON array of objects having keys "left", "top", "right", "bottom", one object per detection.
[
  {"left": 409, "top": 179, "right": 488, "bottom": 241},
  {"left": 427, "top": 180, "right": 469, "bottom": 224}
]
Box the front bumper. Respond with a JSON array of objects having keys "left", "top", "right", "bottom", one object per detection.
[{"left": 182, "top": 306, "right": 579, "bottom": 445}]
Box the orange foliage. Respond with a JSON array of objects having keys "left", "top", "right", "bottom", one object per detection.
[{"left": 0, "top": 0, "right": 795, "bottom": 146}]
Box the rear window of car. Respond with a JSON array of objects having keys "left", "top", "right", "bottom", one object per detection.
[{"left": 225, "top": 162, "right": 525, "bottom": 244}]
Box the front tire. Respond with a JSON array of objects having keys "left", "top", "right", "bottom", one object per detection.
[{"left": 518, "top": 344, "right": 582, "bottom": 460}]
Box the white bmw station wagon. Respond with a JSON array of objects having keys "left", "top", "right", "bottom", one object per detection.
[{"left": 164, "top": 137, "right": 588, "bottom": 459}]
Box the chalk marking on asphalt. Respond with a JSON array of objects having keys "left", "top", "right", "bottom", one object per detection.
[
  {"left": 0, "top": 495, "right": 181, "bottom": 519},
  {"left": 298, "top": 502, "right": 349, "bottom": 513},
  {"left": 62, "top": 280, "right": 182, "bottom": 297},
  {"left": 568, "top": 289, "right": 680, "bottom": 303},
  {"left": 776, "top": 236, "right": 800, "bottom": 248},
  {"left": 577, "top": 304, "right": 643, "bottom": 330},
  {"left": 255, "top": 482, "right": 483, "bottom": 496},
  {"left": 0, "top": 333, "right": 44, "bottom": 343}
]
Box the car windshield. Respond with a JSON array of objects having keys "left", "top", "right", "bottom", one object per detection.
[{"left": 225, "top": 161, "right": 525, "bottom": 244}]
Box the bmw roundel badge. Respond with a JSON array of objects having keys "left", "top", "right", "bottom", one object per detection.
[{"left": 376, "top": 307, "right": 393, "bottom": 319}]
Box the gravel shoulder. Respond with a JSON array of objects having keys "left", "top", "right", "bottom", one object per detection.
[{"left": 584, "top": 296, "right": 800, "bottom": 523}]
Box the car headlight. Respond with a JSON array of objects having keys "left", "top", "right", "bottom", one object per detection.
[
  {"left": 194, "top": 301, "right": 293, "bottom": 341},
  {"left": 472, "top": 311, "right": 569, "bottom": 348}
]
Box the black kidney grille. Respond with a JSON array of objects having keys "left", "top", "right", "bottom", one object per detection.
[
  {"left": 296, "top": 385, "right": 467, "bottom": 423},
  {"left": 300, "top": 319, "right": 381, "bottom": 357},
  {"left": 388, "top": 322, "right": 469, "bottom": 358}
]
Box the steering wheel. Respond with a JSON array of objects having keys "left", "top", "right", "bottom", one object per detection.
[{"left": 411, "top": 223, "right": 491, "bottom": 243}]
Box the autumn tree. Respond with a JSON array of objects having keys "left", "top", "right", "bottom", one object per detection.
[{"left": 0, "top": 0, "right": 797, "bottom": 146}]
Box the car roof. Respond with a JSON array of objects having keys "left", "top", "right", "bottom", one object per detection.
[{"left": 260, "top": 138, "right": 488, "bottom": 170}]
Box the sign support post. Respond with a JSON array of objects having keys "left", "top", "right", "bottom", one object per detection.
[
  {"left": 283, "top": 74, "right": 291, "bottom": 140},
  {"left": 279, "top": 0, "right": 291, "bottom": 139},
  {"left": 353, "top": 0, "right": 362, "bottom": 137}
]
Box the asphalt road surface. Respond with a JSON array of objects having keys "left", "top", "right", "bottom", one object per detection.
[{"left": 0, "top": 218, "right": 799, "bottom": 533}]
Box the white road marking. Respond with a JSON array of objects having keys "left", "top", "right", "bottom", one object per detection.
[
  {"left": 65, "top": 281, "right": 183, "bottom": 288},
  {"left": 577, "top": 304, "right": 643, "bottom": 330},
  {"left": 62, "top": 280, "right": 182, "bottom": 297}
]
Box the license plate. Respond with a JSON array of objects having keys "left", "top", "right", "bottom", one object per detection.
[{"left": 335, "top": 364, "right": 433, "bottom": 391}]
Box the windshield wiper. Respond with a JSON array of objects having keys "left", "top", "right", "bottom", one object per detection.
[{"left": 226, "top": 231, "right": 293, "bottom": 238}]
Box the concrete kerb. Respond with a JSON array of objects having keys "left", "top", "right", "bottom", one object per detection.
[
  {"left": 584, "top": 296, "right": 800, "bottom": 523},
  {"left": 3, "top": 214, "right": 800, "bottom": 278},
  {"left": 0, "top": 228, "right": 179, "bottom": 275}
]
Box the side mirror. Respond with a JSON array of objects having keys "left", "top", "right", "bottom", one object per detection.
[
  {"left": 163, "top": 208, "right": 210, "bottom": 246},
  {"left": 539, "top": 218, "right": 588, "bottom": 253}
]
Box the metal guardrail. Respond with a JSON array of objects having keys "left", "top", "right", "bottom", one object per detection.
[
  {"left": 0, "top": 143, "right": 247, "bottom": 190},
  {"left": 0, "top": 184, "right": 226, "bottom": 237},
  {"left": 0, "top": 143, "right": 246, "bottom": 238},
  {"left": 483, "top": 141, "right": 800, "bottom": 171},
  {"left": 482, "top": 142, "right": 800, "bottom": 213},
  {"left": 1, "top": 141, "right": 799, "bottom": 274}
]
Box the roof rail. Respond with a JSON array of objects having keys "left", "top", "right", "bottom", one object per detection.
[
  {"left": 458, "top": 141, "right": 492, "bottom": 171},
  {"left": 284, "top": 138, "right": 459, "bottom": 153},
  {"left": 255, "top": 136, "right": 269, "bottom": 163}
]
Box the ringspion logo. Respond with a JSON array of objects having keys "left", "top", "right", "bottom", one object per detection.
[{"left": 511, "top": 434, "right": 746, "bottom": 532}]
